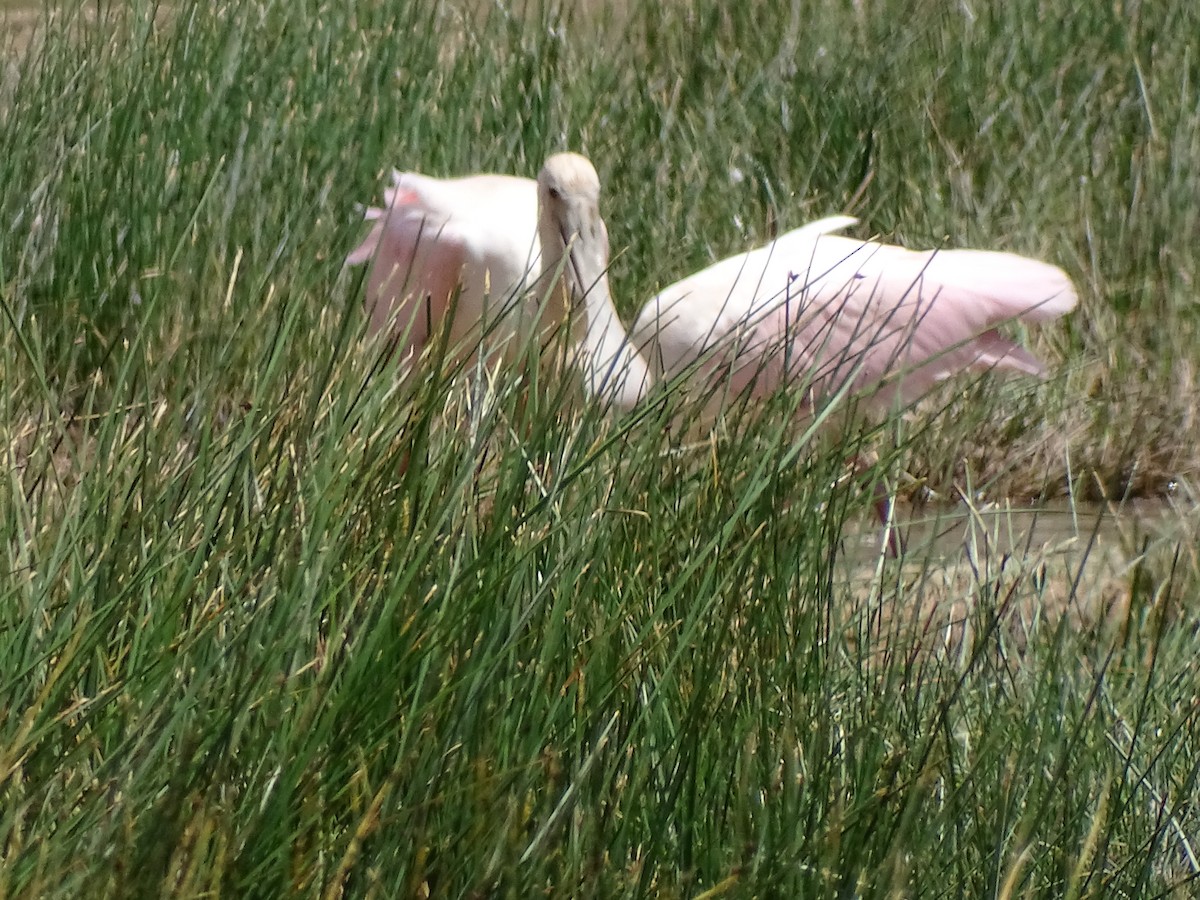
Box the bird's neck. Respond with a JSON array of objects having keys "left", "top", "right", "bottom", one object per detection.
[{"left": 575, "top": 272, "right": 652, "bottom": 412}]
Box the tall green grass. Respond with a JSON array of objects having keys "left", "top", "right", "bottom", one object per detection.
[{"left": 1, "top": 0, "right": 1197, "bottom": 896}]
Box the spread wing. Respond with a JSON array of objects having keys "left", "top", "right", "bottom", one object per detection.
[{"left": 638, "top": 219, "right": 1077, "bottom": 410}]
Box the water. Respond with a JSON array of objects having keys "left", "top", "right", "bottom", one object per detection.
[
  {"left": 853, "top": 497, "right": 1191, "bottom": 564},
  {"left": 837, "top": 495, "right": 1197, "bottom": 652}
]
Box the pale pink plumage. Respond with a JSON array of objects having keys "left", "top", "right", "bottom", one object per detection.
[
  {"left": 534, "top": 153, "right": 1077, "bottom": 417},
  {"left": 346, "top": 155, "right": 1078, "bottom": 420},
  {"left": 346, "top": 169, "right": 545, "bottom": 366},
  {"left": 636, "top": 218, "right": 1078, "bottom": 412}
]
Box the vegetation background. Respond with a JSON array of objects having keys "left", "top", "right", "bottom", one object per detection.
[{"left": 1, "top": 0, "right": 1197, "bottom": 896}]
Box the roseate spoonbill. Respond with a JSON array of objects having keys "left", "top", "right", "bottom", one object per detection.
[
  {"left": 535, "top": 152, "right": 1078, "bottom": 551},
  {"left": 346, "top": 169, "right": 548, "bottom": 367},
  {"left": 537, "top": 152, "right": 1076, "bottom": 415}
]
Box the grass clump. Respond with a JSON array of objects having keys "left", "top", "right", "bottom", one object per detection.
[{"left": 1, "top": 0, "right": 1198, "bottom": 897}]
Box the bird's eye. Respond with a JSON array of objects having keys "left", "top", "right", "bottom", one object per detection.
[{"left": 547, "top": 186, "right": 561, "bottom": 201}]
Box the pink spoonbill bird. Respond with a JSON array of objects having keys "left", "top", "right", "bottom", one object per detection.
[
  {"left": 534, "top": 152, "right": 1078, "bottom": 551},
  {"left": 535, "top": 152, "right": 1077, "bottom": 416}
]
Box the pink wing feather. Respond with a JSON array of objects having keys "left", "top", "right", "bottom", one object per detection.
[
  {"left": 347, "top": 174, "right": 468, "bottom": 360},
  {"left": 641, "top": 221, "right": 1078, "bottom": 411},
  {"left": 346, "top": 170, "right": 543, "bottom": 366}
]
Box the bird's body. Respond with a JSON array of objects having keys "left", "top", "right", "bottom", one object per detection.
[
  {"left": 535, "top": 152, "right": 1077, "bottom": 419},
  {"left": 534, "top": 151, "right": 1077, "bottom": 555},
  {"left": 346, "top": 170, "right": 547, "bottom": 366}
]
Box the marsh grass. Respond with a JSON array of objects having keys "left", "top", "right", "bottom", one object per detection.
[{"left": 1, "top": 0, "right": 1198, "bottom": 896}]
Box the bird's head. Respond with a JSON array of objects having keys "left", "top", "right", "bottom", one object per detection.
[{"left": 537, "top": 152, "right": 610, "bottom": 310}]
